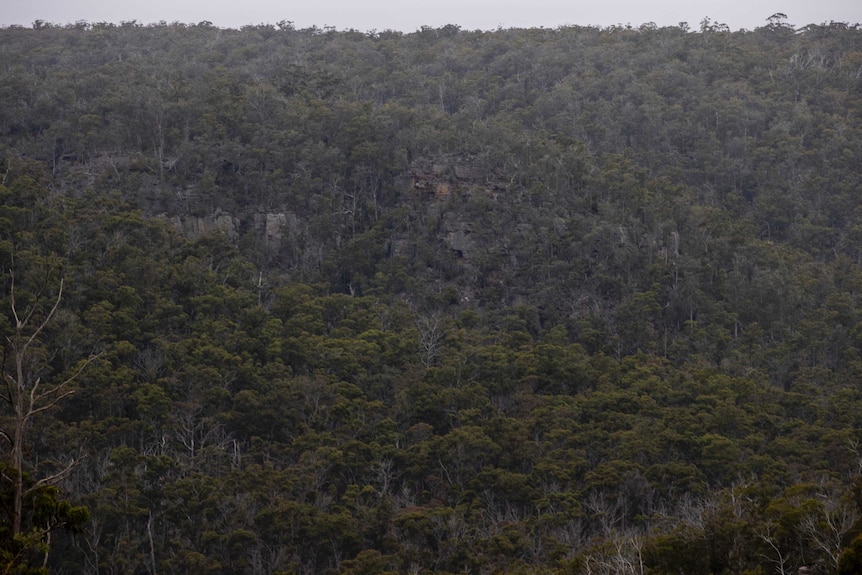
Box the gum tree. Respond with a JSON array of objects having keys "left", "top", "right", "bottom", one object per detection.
[{"left": 1, "top": 275, "right": 93, "bottom": 572}]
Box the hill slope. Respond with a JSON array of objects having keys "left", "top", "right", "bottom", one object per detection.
[{"left": 1, "top": 19, "right": 862, "bottom": 574}]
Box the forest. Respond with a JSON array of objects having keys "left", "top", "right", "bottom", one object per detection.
[{"left": 1, "top": 13, "right": 862, "bottom": 574}]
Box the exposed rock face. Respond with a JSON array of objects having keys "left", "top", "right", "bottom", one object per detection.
[
  {"left": 164, "top": 209, "right": 240, "bottom": 240},
  {"left": 162, "top": 210, "right": 299, "bottom": 253},
  {"left": 453, "top": 163, "right": 484, "bottom": 181},
  {"left": 213, "top": 211, "right": 240, "bottom": 238},
  {"left": 443, "top": 217, "right": 474, "bottom": 258},
  {"left": 253, "top": 212, "right": 298, "bottom": 249},
  {"left": 409, "top": 156, "right": 487, "bottom": 199},
  {"left": 160, "top": 152, "right": 493, "bottom": 265}
]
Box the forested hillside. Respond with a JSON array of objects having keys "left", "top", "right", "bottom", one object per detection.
[{"left": 2, "top": 16, "right": 862, "bottom": 574}]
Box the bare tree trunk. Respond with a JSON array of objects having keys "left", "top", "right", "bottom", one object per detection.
[
  {"left": 1, "top": 275, "right": 98, "bottom": 539},
  {"left": 147, "top": 511, "right": 158, "bottom": 575}
]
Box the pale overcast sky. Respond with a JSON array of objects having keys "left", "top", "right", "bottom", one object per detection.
[{"left": 1, "top": 0, "right": 859, "bottom": 32}]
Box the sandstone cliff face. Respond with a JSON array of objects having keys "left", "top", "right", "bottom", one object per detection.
[
  {"left": 163, "top": 209, "right": 298, "bottom": 254},
  {"left": 442, "top": 217, "right": 474, "bottom": 258},
  {"left": 70, "top": 152, "right": 498, "bottom": 274},
  {"left": 408, "top": 156, "right": 499, "bottom": 262},
  {"left": 409, "top": 156, "right": 488, "bottom": 201},
  {"left": 253, "top": 212, "right": 299, "bottom": 250},
  {"left": 164, "top": 209, "right": 240, "bottom": 240}
]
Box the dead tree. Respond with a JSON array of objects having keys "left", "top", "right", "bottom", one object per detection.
[{"left": 0, "top": 274, "right": 97, "bottom": 541}]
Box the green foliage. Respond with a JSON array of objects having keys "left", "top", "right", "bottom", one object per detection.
[
  {"left": 1, "top": 18, "right": 862, "bottom": 575},
  {"left": 0, "top": 465, "right": 89, "bottom": 574},
  {"left": 839, "top": 535, "right": 862, "bottom": 575}
]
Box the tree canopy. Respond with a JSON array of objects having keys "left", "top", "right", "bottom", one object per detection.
[{"left": 1, "top": 18, "right": 862, "bottom": 574}]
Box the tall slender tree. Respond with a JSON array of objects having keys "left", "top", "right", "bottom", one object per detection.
[{"left": 1, "top": 274, "right": 93, "bottom": 573}]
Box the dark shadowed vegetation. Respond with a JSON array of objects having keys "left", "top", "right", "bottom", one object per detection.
[{"left": 1, "top": 16, "right": 862, "bottom": 574}]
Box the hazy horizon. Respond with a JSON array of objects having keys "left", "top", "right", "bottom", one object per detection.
[{"left": 1, "top": 0, "right": 860, "bottom": 33}]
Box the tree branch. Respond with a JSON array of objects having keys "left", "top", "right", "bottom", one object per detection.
[
  {"left": 25, "top": 389, "right": 77, "bottom": 421},
  {"left": 1, "top": 374, "right": 13, "bottom": 406},
  {"left": 26, "top": 454, "right": 85, "bottom": 495},
  {"left": 19, "top": 278, "right": 64, "bottom": 356},
  {"left": 23, "top": 353, "right": 101, "bottom": 423}
]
